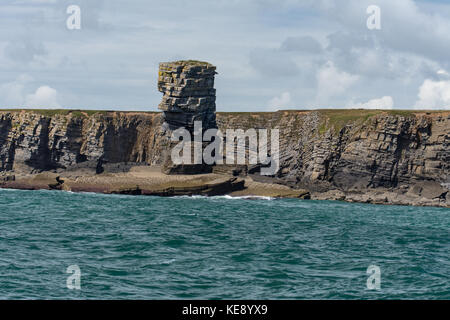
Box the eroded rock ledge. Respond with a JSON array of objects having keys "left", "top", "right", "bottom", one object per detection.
[{"left": 0, "top": 109, "right": 449, "bottom": 206}]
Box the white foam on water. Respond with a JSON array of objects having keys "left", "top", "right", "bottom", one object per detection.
[
  {"left": 210, "top": 195, "right": 275, "bottom": 201},
  {"left": 173, "top": 194, "right": 275, "bottom": 200},
  {"left": 0, "top": 188, "right": 22, "bottom": 192}
]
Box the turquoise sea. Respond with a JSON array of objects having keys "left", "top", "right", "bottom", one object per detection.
[{"left": 0, "top": 188, "right": 448, "bottom": 299}]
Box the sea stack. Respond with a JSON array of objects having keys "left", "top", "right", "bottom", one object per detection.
[{"left": 158, "top": 60, "right": 218, "bottom": 174}]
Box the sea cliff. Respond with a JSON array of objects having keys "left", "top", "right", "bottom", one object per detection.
[{"left": 0, "top": 109, "right": 448, "bottom": 207}]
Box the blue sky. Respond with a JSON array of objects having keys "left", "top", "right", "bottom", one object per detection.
[{"left": 1, "top": 0, "right": 450, "bottom": 111}]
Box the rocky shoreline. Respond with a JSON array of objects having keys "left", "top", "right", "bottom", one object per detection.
[
  {"left": 0, "top": 61, "right": 448, "bottom": 208},
  {"left": 0, "top": 164, "right": 448, "bottom": 207},
  {"left": 0, "top": 108, "right": 448, "bottom": 207},
  {"left": 0, "top": 165, "right": 311, "bottom": 199},
  {"left": 0, "top": 108, "right": 449, "bottom": 207}
]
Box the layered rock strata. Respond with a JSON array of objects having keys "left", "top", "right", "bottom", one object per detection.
[
  {"left": 157, "top": 60, "right": 218, "bottom": 174},
  {"left": 158, "top": 60, "right": 217, "bottom": 130},
  {"left": 0, "top": 109, "right": 448, "bottom": 206}
]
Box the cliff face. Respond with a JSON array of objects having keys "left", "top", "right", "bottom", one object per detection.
[
  {"left": 215, "top": 110, "right": 449, "bottom": 188},
  {"left": 0, "top": 111, "right": 165, "bottom": 172},
  {"left": 0, "top": 109, "right": 449, "bottom": 205}
]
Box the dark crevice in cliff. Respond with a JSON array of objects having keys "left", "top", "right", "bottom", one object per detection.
[
  {"left": 66, "top": 118, "right": 87, "bottom": 165},
  {"left": 0, "top": 117, "right": 13, "bottom": 171},
  {"left": 102, "top": 120, "right": 139, "bottom": 163},
  {"left": 327, "top": 127, "right": 351, "bottom": 183},
  {"left": 25, "top": 118, "right": 55, "bottom": 171}
]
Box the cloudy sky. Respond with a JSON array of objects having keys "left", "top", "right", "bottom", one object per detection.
[{"left": 1, "top": 0, "right": 450, "bottom": 111}]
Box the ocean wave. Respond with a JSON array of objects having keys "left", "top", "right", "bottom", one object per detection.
[
  {"left": 0, "top": 188, "right": 447, "bottom": 299},
  {"left": 174, "top": 194, "right": 274, "bottom": 200},
  {"left": 214, "top": 195, "right": 275, "bottom": 201}
]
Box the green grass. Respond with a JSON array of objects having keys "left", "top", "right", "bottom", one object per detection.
[
  {"left": 216, "top": 112, "right": 272, "bottom": 116},
  {"left": 173, "top": 60, "right": 213, "bottom": 66},
  {"left": 35, "top": 109, "right": 108, "bottom": 118},
  {"left": 385, "top": 110, "right": 416, "bottom": 117},
  {"left": 0, "top": 109, "right": 107, "bottom": 117},
  {"left": 0, "top": 109, "right": 160, "bottom": 118},
  {"left": 315, "top": 109, "right": 447, "bottom": 135},
  {"left": 161, "top": 60, "right": 214, "bottom": 67},
  {"left": 0, "top": 108, "right": 446, "bottom": 126},
  {"left": 317, "top": 109, "right": 383, "bottom": 134},
  {"left": 383, "top": 110, "right": 445, "bottom": 117}
]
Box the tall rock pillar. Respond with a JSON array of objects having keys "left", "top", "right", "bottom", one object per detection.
[{"left": 157, "top": 60, "right": 218, "bottom": 174}]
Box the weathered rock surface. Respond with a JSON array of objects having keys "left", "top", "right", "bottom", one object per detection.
[
  {"left": 216, "top": 110, "right": 450, "bottom": 206},
  {"left": 143, "top": 177, "right": 245, "bottom": 197},
  {"left": 0, "top": 111, "right": 162, "bottom": 171},
  {"left": 0, "top": 109, "right": 448, "bottom": 206},
  {"left": 157, "top": 60, "right": 218, "bottom": 174},
  {"left": 158, "top": 60, "right": 217, "bottom": 130}
]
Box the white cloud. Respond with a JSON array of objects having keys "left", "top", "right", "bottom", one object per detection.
[
  {"left": 316, "top": 61, "right": 358, "bottom": 103},
  {"left": 437, "top": 69, "right": 450, "bottom": 77},
  {"left": 317, "top": 0, "right": 450, "bottom": 63},
  {"left": 347, "top": 96, "right": 394, "bottom": 109},
  {"left": 29, "top": 0, "right": 58, "bottom": 3},
  {"left": 25, "top": 86, "right": 60, "bottom": 108},
  {"left": 4, "top": 38, "right": 47, "bottom": 64},
  {"left": 268, "top": 92, "right": 291, "bottom": 110},
  {"left": 414, "top": 79, "right": 450, "bottom": 109},
  {"left": 0, "top": 76, "right": 63, "bottom": 109},
  {"left": 0, "top": 74, "right": 33, "bottom": 107},
  {"left": 249, "top": 49, "right": 300, "bottom": 77},
  {"left": 1, "top": 0, "right": 450, "bottom": 110},
  {"left": 280, "top": 36, "right": 323, "bottom": 53}
]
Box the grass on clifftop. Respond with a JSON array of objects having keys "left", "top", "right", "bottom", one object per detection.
[
  {"left": 162, "top": 60, "right": 214, "bottom": 67},
  {"left": 217, "top": 109, "right": 430, "bottom": 135},
  {"left": 316, "top": 109, "right": 428, "bottom": 134},
  {"left": 0, "top": 108, "right": 444, "bottom": 126},
  {"left": 0, "top": 109, "right": 109, "bottom": 117},
  {"left": 317, "top": 109, "right": 381, "bottom": 134},
  {"left": 0, "top": 109, "right": 160, "bottom": 118},
  {"left": 35, "top": 109, "right": 109, "bottom": 117}
]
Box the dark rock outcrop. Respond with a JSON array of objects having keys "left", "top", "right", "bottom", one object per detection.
[
  {"left": 0, "top": 111, "right": 162, "bottom": 172},
  {"left": 142, "top": 177, "right": 245, "bottom": 197},
  {"left": 157, "top": 60, "right": 218, "bottom": 174},
  {"left": 48, "top": 176, "right": 65, "bottom": 190},
  {"left": 0, "top": 109, "right": 448, "bottom": 206},
  {"left": 158, "top": 60, "right": 217, "bottom": 130}
]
